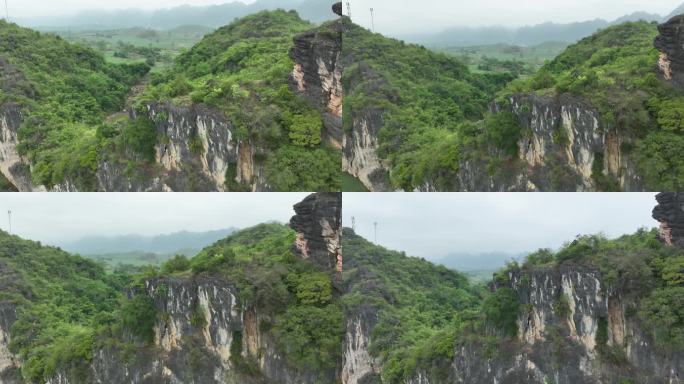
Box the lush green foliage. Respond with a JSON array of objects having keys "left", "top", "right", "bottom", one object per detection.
[
  {"left": 0, "top": 20, "right": 148, "bottom": 189},
  {"left": 482, "top": 287, "right": 519, "bottom": 338},
  {"left": 0, "top": 231, "right": 130, "bottom": 382},
  {"left": 189, "top": 223, "right": 344, "bottom": 373},
  {"left": 508, "top": 21, "right": 684, "bottom": 190},
  {"left": 342, "top": 229, "right": 484, "bottom": 382},
  {"left": 342, "top": 20, "right": 515, "bottom": 190},
  {"left": 521, "top": 228, "right": 684, "bottom": 350},
  {"left": 141, "top": 11, "right": 340, "bottom": 191}
]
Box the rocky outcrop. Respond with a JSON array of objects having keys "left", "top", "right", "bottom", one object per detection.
[
  {"left": 407, "top": 265, "right": 682, "bottom": 384},
  {"left": 0, "top": 260, "right": 22, "bottom": 384},
  {"left": 482, "top": 93, "right": 643, "bottom": 192},
  {"left": 97, "top": 102, "right": 265, "bottom": 192},
  {"left": 1, "top": 18, "right": 336, "bottom": 192},
  {"left": 290, "top": 18, "right": 343, "bottom": 148},
  {"left": 0, "top": 103, "right": 35, "bottom": 192},
  {"left": 46, "top": 276, "right": 329, "bottom": 384},
  {"left": 655, "top": 15, "right": 684, "bottom": 91},
  {"left": 341, "top": 305, "right": 381, "bottom": 384},
  {"left": 653, "top": 192, "right": 684, "bottom": 249},
  {"left": 341, "top": 60, "right": 394, "bottom": 192},
  {"left": 290, "top": 193, "right": 342, "bottom": 274}
]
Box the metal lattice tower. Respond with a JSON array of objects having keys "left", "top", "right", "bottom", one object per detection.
[
  {"left": 3, "top": 0, "right": 8, "bottom": 21},
  {"left": 351, "top": 216, "right": 356, "bottom": 231},
  {"left": 373, "top": 221, "right": 378, "bottom": 243},
  {"left": 7, "top": 210, "right": 11, "bottom": 234},
  {"left": 346, "top": 2, "right": 351, "bottom": 18},
  {"left": 370, "top": 8, "right": 375, "bottom": 32}
]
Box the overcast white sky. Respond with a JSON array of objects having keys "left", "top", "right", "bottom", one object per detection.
[
  {"left": 344, "top": 193, "right": 660, "bottom": 261},
  {"left": 4, "top": 0, "right": 254, "bottom": 18},
  {"left": 348, "top": 0, "right": 683, "bottom": 34},
  {"left": 0, "top": 193, "right": 308, "bottom": 244}
]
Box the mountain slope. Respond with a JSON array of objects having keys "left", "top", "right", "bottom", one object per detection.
[
  {"left": 0, "top": 193, "right": 344, "bottom": 384},
  {"left": 1, "top": 10, "right": 343, "bottom": 192},
  {"left": 341, "top": 228, "right": 483, "bottom": 382},
  {"left": 343, "top": 18, "right": 684, "bottom": 191},
  {"left": 341, "top": 18, "right": 515, "bottom": 191},
  {"left": 0, "top": 20, "right": 148, "bottom": 191},
  {"left": 489, "top": 21, "right": 684, "bottom": 191},
  {"left": 339, "top": 195, "right": 684, "bottom": 384},
  {"left": 0, "top": 230, "right": 129, "bottom": 383}
]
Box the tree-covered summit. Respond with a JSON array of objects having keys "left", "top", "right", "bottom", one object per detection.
[{"left": 0, "top": 20, "right": 148, "bottom": 190}]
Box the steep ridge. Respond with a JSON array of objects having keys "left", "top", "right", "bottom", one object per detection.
[
  {"left": 0, "top": 9, "right": 342, "bottom": 192},
  {"left": 0, "top": 193, "right": 346, "bottom": 384},
  {"left": 341, "top": 18, "right": 512, "bottom": 191},
  {"left": 338, "top": 195, "right": 683, "bottom": 384},
  {"left": 343, "top": 18, "right": 684, "bottom": 191}
]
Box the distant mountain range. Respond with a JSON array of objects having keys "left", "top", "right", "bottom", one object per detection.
[
  {"left": 398, "top": 5, "right": 684, "bottom": 47},
  {"left": 435, "top": 251, "right": 528, "bottom": 272},
  {"left": 16, "top": 0, "right": 335, "bottom": 30},
  {"left": 58, "top": 228, "right": 237, "bottom": 255}
]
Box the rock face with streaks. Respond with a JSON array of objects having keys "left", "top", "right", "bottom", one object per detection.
[
  {"left": 40, "top": 193, "right": 343, "bottom": 384},
  {"left": 0, "top": 260, "right": 21, "bottom": 384},
  {"left": 475, "top": 93, "right": 642, "bottom": 192},
  {"left": 290, "top": 193, "right": 343, "bottom": 274},
  {"left": 655, "top": 15, "right": 684, "bottom": 91},
  {"left": 406, "top": 265, "right": 683, "bottom": 384},
  {"left": 290, "top": 17, "right": 343, "bottom": 148},
  {"left": 653, "top": 192, "right": 684, "bottom": 249},
  {"left": 98, "top": 102, "right": 264, "bottom": 192},
  {"left": 0, "top": 18, "right": 338, "bottom": 192}
]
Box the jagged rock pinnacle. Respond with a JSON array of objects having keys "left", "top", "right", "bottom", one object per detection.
[
  {"left": 290, "top": 193, "right": 342, "bottom": 274},
  {"left": 332, "top": 2, "right": 343, "bottom": 17},
  {"left": 655, "top": 15, "right": 684, "bottom": 91},
  {"left": 652, "top": 192, "right": 684, "bottom": 249}
]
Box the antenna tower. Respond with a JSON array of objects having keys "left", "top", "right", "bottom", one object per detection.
[
  {"left": 370, "top": 8, "right": 375, "bottom": 32},
  {"left": 351, "top": 216, "right": 356, "bottom": 231},
  {"left": 373, "top": 221, "right": 378, "bottom": 243},
  {"left": 3, "top": 0, "right": 8, "bottom": 21},
  {"left": 346, "top": 2, "right": 351, "bottom": 18},
  {"left": 7, "top": 210, "right": 11, "bottom": 234}
]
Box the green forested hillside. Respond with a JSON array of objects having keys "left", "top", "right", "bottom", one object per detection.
[
  {"left": 0, "top": 223, "right": 345, "bottom": 382},
  {"left": 1, "top": 10, "right": 340, "bottom": 191},
  {"left": 180, "top": 224, "right": 344, "bottom": 373},
  {"left": 515, "top": 229, "right": 684, "bottom": 351},
  {"left": 0, "top": 20, "right": 148, "bottom": 189},
  {"left": 139, "top": 10, "right": 341, "bottom": 191},
  {"left": 0, "top": 231, "right": 131, "bottom": 382},
  {"left": 506, "top": 21, "right": 684, "bottom": 190},
  {"left": 342, "top": 229, "right": 485, "bottom": 382},
  {"left": 343, "top": 20, "right": 515, "bottom": 190},
  {"left": 345, "top": 19, "right": 684, "bottom": 191}
]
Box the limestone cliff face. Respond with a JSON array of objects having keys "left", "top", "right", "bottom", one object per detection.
[
  {"left": 0, "top": 103, "right": 35, "bottom": 192},
  {"left": 655, "top": 15, "right": 684, "bottom": 91},
  {"left": 407, "top": 265, "right": 683, "bottom": 384},
  {"left": 290, "top": 19, "right": 343, "bottom": 148},
  {"left": 0, "top": 261, "right": 21, "bottom": 384},
  {"left": 653, "top": 192, "right": 684, "bottom": 249},
  {"left": 1, "top": 20, "right": 337, "bottom": 192},
  {"left": 483, "top": 93, "right": 642, "bottom": 192},
  {"left": 98, "top": 103, "right": 266, "bottom": 192},
  {"left": 290, "top": 193, "right": 343, "bottom": 274},
  {"left": 341, "top": 58, "right": 394, "bottom": 192},
  {"left": 341, "top": 305, "right": 381, "bottom": 384},
  {"left": 45, "top": 276, "right": 330, "bottom": 384}
]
